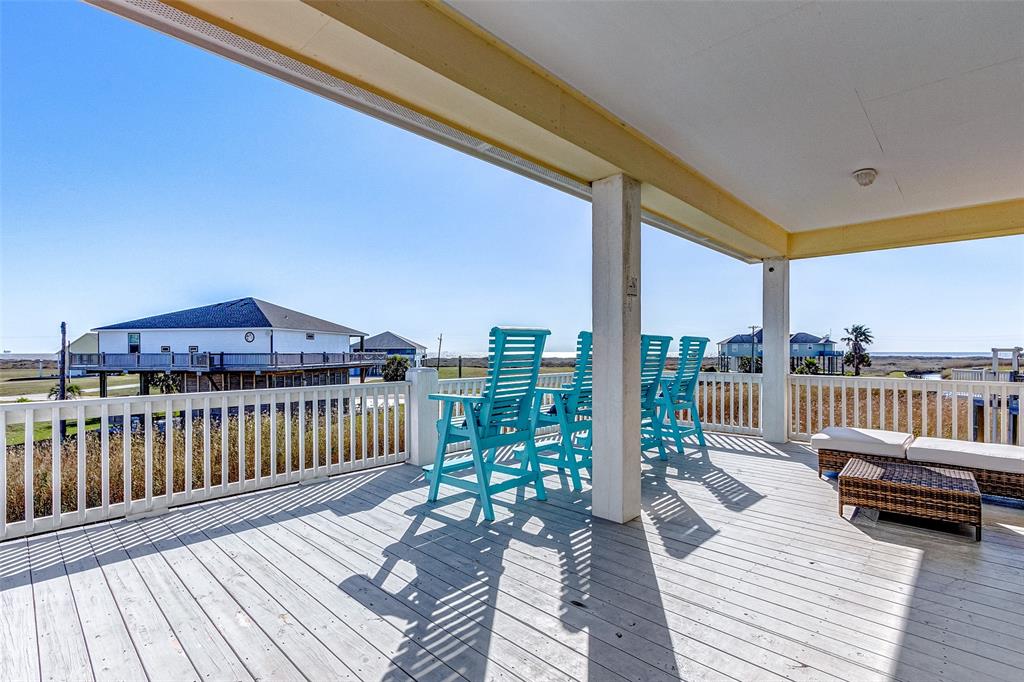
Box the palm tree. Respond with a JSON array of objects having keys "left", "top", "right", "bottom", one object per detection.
[
  {"left": 841, "top": 324, "right": 874, "bottom": 376},
  {"left": 48, "top": 383, "right": 82, "bottom": 400}
]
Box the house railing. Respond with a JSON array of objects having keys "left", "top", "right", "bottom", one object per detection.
[
  {"left": 789, "top": 375, "right": 1021, "bottom": 445},
  {"left": 70, "top": 351, "right": 387, "bottom": 371},
  {"left": 0, "top": 381, "right": 409, "bottom": 541},
  {"left": 951, "top": 368, "right": 1018, "bottom": 383}
]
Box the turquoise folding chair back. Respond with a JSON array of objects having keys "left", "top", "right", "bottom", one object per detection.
[
  {"left": 529, "top": 331, "right": 593, "bottom": 490},
  {"left": 426, "top": 327, "right": 550, "bottom": 521},
  {"left": 639, "top": 334, "right": 673, "bottom": 458},
  {"left": 656, "top": 336, "right": 710, "bottom": 457}
]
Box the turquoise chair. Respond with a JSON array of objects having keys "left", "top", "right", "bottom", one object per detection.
[
  {"left": 528, "top": 331, "right": 593, "bottom": 490},
  {"left": 426, "top": 327, "right": 550, "bottom": 521},
  {"left": 639, "top": 334, "right": 673, "bottom": 459},
  {"left": 656, "top": 336, "right": 710, "bottom": 456}
]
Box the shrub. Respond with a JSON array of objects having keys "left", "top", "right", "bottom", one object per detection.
[{"left": 381, "top": 355, "right": 410, "bottom": 382}]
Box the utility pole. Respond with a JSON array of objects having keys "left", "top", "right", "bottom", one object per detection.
[
  {"left": 59, "top": 321, "right": 67, "bottom": 400},
  {"left": 436, "top": 334, "right": 443, "bottom": 372},
  {"left": 749, "top": 324, "right": 758, "bottom": 374},
  {"left": 59, "top": 321, "right": 67, "bottom": 440}
]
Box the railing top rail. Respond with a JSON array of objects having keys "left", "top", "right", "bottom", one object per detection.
[{"left": 0, "top": 379, "right": 412, "bottom": 416}]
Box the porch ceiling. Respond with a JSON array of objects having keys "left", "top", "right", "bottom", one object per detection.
[{"left": 99, "top": 0, "right": 1024, "bottom": 261}]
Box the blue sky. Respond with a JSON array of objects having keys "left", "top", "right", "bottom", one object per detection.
[{"left": 2, "top": 1, "right": 1022, "bottom": 354}]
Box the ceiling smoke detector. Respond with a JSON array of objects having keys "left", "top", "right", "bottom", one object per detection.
[{"left": 852, "top": 168, "right": 878, "bottom": 187}]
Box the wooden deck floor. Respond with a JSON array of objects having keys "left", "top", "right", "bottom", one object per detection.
[{"left": 2, "top": 435, "right": 1022, "bottom": 682}]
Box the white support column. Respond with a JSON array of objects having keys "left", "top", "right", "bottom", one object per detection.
[
  {"left": 591, "top": 174, "right": 642, "bottom": 523},
  {"left": 405, "top": 367, "right": 439, "bottom": 466},
  {"left": 762, "top": 257, "right": 790, "bottom": 443}
]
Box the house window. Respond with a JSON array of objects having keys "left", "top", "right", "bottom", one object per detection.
[
  {"left": 160, "top": 345, "right": 171, "bottom": 353},
  {"left": 305, "top": 333, "right": 315, "bottom": 341},
  {"left": 188, "top": 345, "right": 199, "bottom": 353},
  {"left": 128, "top": 333, "right": 140, "bottom": 354}
]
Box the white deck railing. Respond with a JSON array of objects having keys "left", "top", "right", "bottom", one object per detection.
[
  {"left": 788, "top": 375, "right": 1021, "bottom": 445},
  {"left": 0, "top": 381, "right": 409, "bottom": 541},
  {"left": 437, "top": 371, "right": 762, "bottom": 438}
]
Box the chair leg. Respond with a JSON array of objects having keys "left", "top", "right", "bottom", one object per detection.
[
  {"left": 470, "top": 445, "right": 495, "bottom": 521},
  {"left": 560, "top": 413, "right": 583, "bottom": 491},
  {"left": 526, "top": 438, "right": 547, "bottom": 501},
  {"left": 652, "top": 407, "right": 668, "bottom": 461},
  {"left": 692, "top": 409, "right": 706, "bottom": 447},
  {"left": 427, "top": 429, "right": 448, "bottom": 503},
  {"left": 668, "top": 407, "right": 685, "bottom": 454}
]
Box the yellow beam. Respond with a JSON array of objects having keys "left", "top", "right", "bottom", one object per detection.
[
  {"left": 788, "top": 199, "right": 1024, "bottom": 259},
  {"left": 299, "top": 0, "right": 787, "bottom": 257}
]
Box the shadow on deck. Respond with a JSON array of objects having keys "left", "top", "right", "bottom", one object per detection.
[{"left": 2, "top": 434, "right": 1022, "bottom": 681}]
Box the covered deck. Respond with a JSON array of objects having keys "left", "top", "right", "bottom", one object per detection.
[{"left": 4, "top": 435, "right": 1022, "bottom": 682}]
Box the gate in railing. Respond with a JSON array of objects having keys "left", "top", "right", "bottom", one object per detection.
[
  {"left": 0, "top": 381, "right": 409, "bottom": 541},
  {"left": 789, "top": 375, "right": 1022, "bottom": 445}
]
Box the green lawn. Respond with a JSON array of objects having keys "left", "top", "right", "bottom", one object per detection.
[{"left": 0, "top": 368, "right": 137, "bottom": 399}]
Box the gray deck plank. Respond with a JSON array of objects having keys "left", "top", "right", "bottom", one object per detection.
[
  {"left": 79, "top": 523, "right": 199, "bottom": 681},
  {"left": 4, "top": 436, "right": 1023, "bottom": 682},
  {"left": 0, "top": 538, "right": 41, "bottom": 682},
  {"left": 153, "top": 512, "right": 358, "bottom": 681},
  {"left": 129, "top": 515, "right": 305, "bottom": 682},
  {"left": 26, "top": 532, "right": 94, "bottom": 682},
  {"left": 363, "top": 461, "right": 1021, "bottom": 682},
  {"left": 53, "top": 528, "right": 148, "bottom": 682},
  {"left": 105, "top": 519, "right": 255, "bottom": 681}
]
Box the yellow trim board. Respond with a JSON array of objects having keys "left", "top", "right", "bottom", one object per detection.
[
  {"left": 301, "top": 0, "right": 787, "bottom": 256},
  {"left": 788, "top": 199, "right": 1024, "bottom": 259}
]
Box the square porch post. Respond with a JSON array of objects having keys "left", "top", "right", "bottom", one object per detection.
[
  {"left": 762, "top": 257, "right": 790, "bottom": 442},
  {"left": 591, "top": 174, "right": 642, "bottom": 523}
]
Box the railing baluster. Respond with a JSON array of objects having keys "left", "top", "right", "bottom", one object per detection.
[
  {"left": 184, "top": 397, "right": 193, "bottom": 498},
  {"left": 298, "top": 390, "right": 306, "bottom": 480},
  {"left": 101, "top": 403, "right": 110, "bottom": 514},
  {"left": 220, "top": 395, "right": 229, "bottom": 491},
  {"left": 24, "top": 408, "right": 34, "bottom": 534},
  {"left": 144, "top": 401, "right": 153, "bottom": 510},
  {"left": 269, "top": 393, "right": 278, "bottom": 483},
  {"left": 203, "top": 397, "right": 211, "bottom": 493},
  {"left": 999, "top": 384, "right": 1009, "bottom": 444},
  {"left": 373, "top": 385, "right": 381, "bottom": 462},
  {"left": 285, "top": 391, "right": 293, "bottom": 480},
  {"left": 360, "top": 389, "right": 368, "bottom": 464},
  {"left": 76, "top": 405, "right": 86, "bottom": 518},
  {"left": 324, "top": 389, "right": 331, "bottom": 471},
  {"left": 946, "top": 378, "right": 954, "bottom": 438},
  {"left": 165, "top": 398, "right": 174, "bottom": 505},
  {"left": 51, "top": 406, "right": 60, "bottom": 527},
  {"left": 312, "top": 389, "right": 319, "bottom": 476},
  {"left": 123, "top": 402, "right": 132, "bottom": 512},
  {"left": 237, "top": 393, "right": 246, "bottom": 490},
  {"left": 254, "top": 392, "right": 262, "bottom": 486}
]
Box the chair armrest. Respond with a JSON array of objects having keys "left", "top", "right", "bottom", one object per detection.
[{"left": 428, "top": 393, "right": 484, "bottom": 403}]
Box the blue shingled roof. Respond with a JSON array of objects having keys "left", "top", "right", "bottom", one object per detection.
[
  {"left": 720, "top": 330, "right": 829, "bottom": 345},
  {"left": 94, "top": 297, "right": 366, "bottom": 335}
]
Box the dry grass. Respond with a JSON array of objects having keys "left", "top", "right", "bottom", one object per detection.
[
  {"left": 791, "top": 386, "right": 1000, "bottom": 440},
  {"left": 4, "top": 404, "right": 405, "bottom": 524}
]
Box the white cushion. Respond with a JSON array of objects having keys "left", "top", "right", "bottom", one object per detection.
[
  {"left": 810, "top": 426, "right": 912, "bottom": 459},
  {"left": 908, "top": 437, "right": 1024, "bottom": 474}
]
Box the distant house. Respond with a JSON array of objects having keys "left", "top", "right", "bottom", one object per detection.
[
  {"left": 717, "top": 329, "right": 843, "bottom": 374},
  {"left": 60, "top": 332, "right": 98, "bottom": 377},
  {"left": 356, "top": 331, "right": 427, "bottom": 376},
  {"left": 71, "top": 297, "right": 384, "bottom": 394}
]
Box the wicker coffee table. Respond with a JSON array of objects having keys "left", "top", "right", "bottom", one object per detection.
[{"left": 838, "top": 459, "right": 982, "bottom": 541}]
